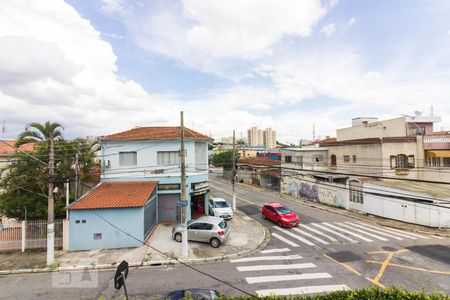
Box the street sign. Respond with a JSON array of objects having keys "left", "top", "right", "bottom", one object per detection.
[{"left": 177, "top": 200, "right": 188, "bottom": 207}]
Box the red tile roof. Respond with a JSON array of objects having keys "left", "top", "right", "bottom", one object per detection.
[
  {"left": 238, "top": 157, "right": 281, "bottom": 166},
  {"left": 0, "top": 140, "right": 35, "bottom": 155},
  {"left": 69, "top": 181, "right": 158, "bottom": 210},
  {"left": 101, "top": 126, "right": 212, "bottom": 141}
]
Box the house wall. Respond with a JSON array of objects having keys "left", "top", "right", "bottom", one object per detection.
[
  {"left": 69, "top": 207, "right": 144, "bottom": 251},
  {"left": 281, "top": 149, "right": 329, "bottom": 171},
  {"left": 327, "top": 143, "right": 383, "bottom": 175},
  {"left": 337, "top": 117, "right": 407, "bottom": 141}
]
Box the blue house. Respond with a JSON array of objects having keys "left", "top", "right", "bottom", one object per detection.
[{"left": 68, "top": 181, "right": 158, "bottom": 250}]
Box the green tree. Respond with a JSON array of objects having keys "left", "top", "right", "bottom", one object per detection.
[{"left": 211, "top": 150, "right": 238, "bottom": 167}]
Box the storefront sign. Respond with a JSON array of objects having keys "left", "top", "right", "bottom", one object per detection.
[
  {"left": 158, "top": 183, "right": 181, "bottom": 191},
  {"left": 193, "top": 181, "right": 209, "bottom": 190}
]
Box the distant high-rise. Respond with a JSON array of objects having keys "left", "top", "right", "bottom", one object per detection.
[{"left": 247, "top": 127, "right": 276, "bottom": 149}]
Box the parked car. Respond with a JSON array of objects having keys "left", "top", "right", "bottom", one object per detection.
[
  {"left": 261, "top": 202, "right": 299, "bottom": 227},
  {"left": 208, "top": 197, "right": 233, "bottom": 220},
  {"left": 167, "top": 289, "right": 222, "bottom": 300},
  {"left": 172, "top": 216, "right": 230, "bottom": 248}
]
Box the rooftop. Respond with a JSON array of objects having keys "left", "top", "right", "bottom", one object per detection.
[
  {"left": 238, "top": 157, "right": 281, "bottom": 166},
  {"left": 0, "top": 140, "right": 35, "bottom": 155},
  {"left": 101, "top": 126, "right": 212, "bottom": 142},
  {"left": 68, "top": 181, "right": 158, "bottom": 210}
]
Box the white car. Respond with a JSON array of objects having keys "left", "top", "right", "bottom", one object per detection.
[{"left": 208, "top": 198, "right": 233, "bottom": 220}]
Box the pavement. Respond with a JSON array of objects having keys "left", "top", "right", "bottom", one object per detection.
[{"left": 0, "top": 208, "right": 269, "bottom": 274}]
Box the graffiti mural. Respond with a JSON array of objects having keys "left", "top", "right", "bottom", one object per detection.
[
  {"left": 299, "top": 183, "right": 319, "bottom": 201},
  {"left": 287, "top": 182, "right": 298, "bottom": 196}
]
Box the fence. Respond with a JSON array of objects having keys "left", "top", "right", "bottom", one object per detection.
[{"left": 0, "top": 220, "right": 63, "bottom": 252}]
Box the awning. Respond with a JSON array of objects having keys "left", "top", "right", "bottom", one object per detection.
[
  {"left": 425, "top": 150, "right": 450, "bottom": 157},
  {"left": 191, "top": 188, "right": 210, "bottom": 196}
]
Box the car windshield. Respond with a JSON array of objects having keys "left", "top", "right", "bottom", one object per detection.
[
  {"left": 214, "top": 201, "right": 229, "bottom": 208},
  {"left": 218, "top": 220, "right": 227, "bottom": 229},
  {"left": 275, "top": 206, "right": 292, "bottom": 215}
]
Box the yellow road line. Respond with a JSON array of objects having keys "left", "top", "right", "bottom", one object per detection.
[
  {"left": 365, "top": 277, "right": 386, "bottom": 289},
  {"left": 323, "top": 254, "right": 362, "bottom": 276},
  {"left": 373, "top": 252, "right": 395, "bottom": 283},
  {"left": 368, "top": 249, "right": 409, "bottom": 255},
  {"left": 366, "top": 261, "right": 450, "bottom": 275}
]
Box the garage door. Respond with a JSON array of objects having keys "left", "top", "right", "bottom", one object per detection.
[
  {"left": 144, "top": 197, "right": 157, "bottom": 237},
  {"left": 158, "top": 194, "right": 179, "bottom": 222}
]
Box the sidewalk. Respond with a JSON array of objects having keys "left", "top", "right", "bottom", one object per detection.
[{"left": 0, "top": 209, "right": 269, "bottom": 274}]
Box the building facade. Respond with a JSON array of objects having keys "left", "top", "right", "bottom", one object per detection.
[{"left": 247, "top": 127, "right": 277, "bottom": 149}]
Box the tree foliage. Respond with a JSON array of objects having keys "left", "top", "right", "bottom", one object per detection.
[
  {"left": 0, "top": 124, "right": 99, "bottom": 220},
  {"left": 211, "top": 151, "right": 238, "bottom": 167}
]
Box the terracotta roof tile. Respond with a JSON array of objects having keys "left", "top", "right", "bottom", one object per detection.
[
  {"left": 101, "top": 126, "right": 212, "bottom": 141},
  {"left": 0, "top": 140, "right": 35, "bottom": 155},
  {"left": 238, "top": 157, "right": 281, "bottom": 166},
  {"left": 69, "top": 181, "right": 158, "bottom": 210}
]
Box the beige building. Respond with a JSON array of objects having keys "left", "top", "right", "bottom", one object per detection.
[{"left": 247, "top": 127, "right": 276, "bottom": 149}]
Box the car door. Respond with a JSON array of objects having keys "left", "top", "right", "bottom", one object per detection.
[
  {"left": 208, "top": 200, "right": 214, "bottom": 215},
  {"left": 187, "top": 222, "right": 201, "bottom": 241},
  {"left": 266, "top": 206, "right": 277, "bottom": 222},
  {"left": 196, "top": 223, "right": 214, "bottom": 242}
]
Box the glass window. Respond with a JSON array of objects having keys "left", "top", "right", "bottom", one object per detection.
[
  {"left": 284, "top": 155, "right": 292, "bottom": 163},
  {"left": 214, "top": 201, "right": 229, "bottom": 208},
  {"left": 352, "top": 155, "right": 356, "bottom": 163},
  {"left": 275, "top": 206, "right": 292, "bottom": 215},
  {"left": 343, "top": 155, "right": 350, "bottom": 162},
  {"left": 119, "top": 152, "right": 137, "bottom": 166},
  {"left": 93, "top": 233, "right": 102, "bottom": 240},
  {"left": 188, "top": 223, "right": 201, "bottom": 230},
  {"left": 218, "top": 220, "right": 227, "bottom": 229},
  {"left": 157, "top": 151, "right": 180, "bottom": 166},
  {"left": 198, "top": 223, "right": 214, "bottom": 230}
]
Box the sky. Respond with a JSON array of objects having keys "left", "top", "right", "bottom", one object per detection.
[{"left": 1, "top": 0, "right": 450, "bottom": 144}]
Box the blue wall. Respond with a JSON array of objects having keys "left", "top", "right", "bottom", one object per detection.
[{"left": 69, "top": 207, "right": 144, "bottom": 251}]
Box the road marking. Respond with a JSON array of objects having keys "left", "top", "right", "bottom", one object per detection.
[
  {"left": 260, "top": 248, "right": 291, "bottom": 254},
  {"left": 272, "top": 226, "right": 316, "bottom": 246},
  {"left": 256, "top": 284, "right": 351, "bottom": 297},
  {"left": 355, "top": 222, "right": 417, "bottom": 239},
  {"left": 345, "top": 222, "right": 403, "bottom": 240},
  {"left": 335, "top": 222, "right": 389, "bottom": 241},
  {"left": 301, "top": 224, "right": 338, "bottom": 242},
  {"left": 230, "top": 255, "right": 302, "bottom": 263},
  {"left": 272, "top": 233, "right": 300, "bottom": 247},
  {"left": 237, "top": 263, "right": 316, "bottom": 272},
  {"left": 321, "top": 222, "right": 373, "bottom": 242},
  {"left": 311, "top": 223, "right": 358, "bottom": 243},
  {"left": 365, "top": 261, "right": 450, "bottom": 275},
  {"left": 381, "top": 226, "right": 430, "bottom": 239},
  {"left": 292, "top": 228, "right": 330, "bottom": 244},
  {"left": 246, "top": 272, "right": 332, "bottom": 284},
  {"left": 367, "top": 248, "right": 409, "bottom": 289},
  {"left": 323, "top": 254, "right": 361, "bottom": 276}
]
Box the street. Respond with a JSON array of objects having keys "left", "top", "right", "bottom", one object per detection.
[{"left": 0, "top": 175, "right": 449, "bottom": 299}]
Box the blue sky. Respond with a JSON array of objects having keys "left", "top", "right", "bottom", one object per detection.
[{"left": 1, "top": 0, "right": 450, "bottom": 143}]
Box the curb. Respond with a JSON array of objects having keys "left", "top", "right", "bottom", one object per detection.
[
  {"left": 0, "top": 210, "right": 270, "bottom": 276},
  {"left": 212, "top": 178, "right": 450, "bottom": 238}
]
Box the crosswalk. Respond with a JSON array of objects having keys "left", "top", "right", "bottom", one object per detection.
[
  {"left": 231, "top": 249, "right": 350, "bottom": 296},
  {"left": 269, "top": 221, "right": 436, "bottom": 248}
]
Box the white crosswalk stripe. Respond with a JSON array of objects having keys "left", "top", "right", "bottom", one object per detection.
[
  {"left": 293, "top": 228, "right": 330, "bottom": 244},
  {"left": 237, "top": 263, "right": 316, "bottom": 272},
  {"left": 355, "top": 222, "right": 417, "bottom": 239},
  {"left": 335, "top": 222, "right": 389, "bottom": 241},
  {"left": 246, "top": 272, "right": 332, "bottom": 284},
  {"left": 272, "top": 226, "right": 316, "bottom": 246},
  {"left": 344, "top": 222, "right": 403, "bottom": 240},
  {"left": 261, "top": 248, "right": 291, "bottom": 254},
  {"left": 272, "top": 233, "right": 300, "bottom": 247},
  {"left": 230, "top": 255, "right": 302, "bottom": 263},
  {"left": 311, "top": 223, "right": 359, "bottom": 243},
  {"left": 301, "top": 224, "right": 338, "bottom": 242},
  {"left": 321, "top": 222, "right": 373, "bottom": 242},
  {"left": 256, "top": 284, "right": 351, "bottom": 297},
  {"left": 382, "top": 226, "right": 431, "bottom": 239}
]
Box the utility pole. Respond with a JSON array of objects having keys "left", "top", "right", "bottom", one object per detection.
[
  {"left": 74, "top": 153, "right": 79, "bottom": 201},
  {"left": 47, "top": 135, "right": 55, "bottom": 265},
  {"left": 232, "top": 130, "right": 236, "bottom": 211},
  {"left": 180, "top": 111, "right": 188, "bottom": 259},
  {"left": 66, "top": 178, "right": 70, "bottom": 219}
]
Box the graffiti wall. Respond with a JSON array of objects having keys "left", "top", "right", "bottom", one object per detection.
[{"left": 281, "top": 174, "right": 346, "bottom": 208}]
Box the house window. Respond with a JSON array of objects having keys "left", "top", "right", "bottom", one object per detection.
[
  {"left": 75, "top": 220, "right": 80, "bottom": 224},
  {"left": 81, "top": 220, "right": 86, "bottom": 224},
  {"left": 284, "top": 155, "right": 292, "bottom": 163},
  {"left": 93, "top": 233, "right": 102, "bottom": 240},
  {"left": 157, "top": 151, "right": 180, "bottom": 166},
  {"left": 390, "top": 154, "right": 414, "bottom": 169},
  {"left": 330, "top": 155, "right": 337, "bottom": 166},
  {"left": 343, "top": 155, "right": 350, "bottom": 162},
  {"left": 119, "top": 152, "right": 137, "bottom": 166},
  {"left": 313, "top": 155, "right": 323, "bottom": 163},
  {"left": 352, "top": 155, "right": 357, "bottom": 163},
  {"left": 293, "top": 156, "right": 303, "bottom": 167},
  {"left": 349, "top": 181, "right": 363, "bottom": 204}
]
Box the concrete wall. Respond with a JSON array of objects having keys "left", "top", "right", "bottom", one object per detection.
[
  {"left": 327, "top": 143, "right": 383, "bottom": 175},
  {"left": 337, "top": 117, "right": 407, "bottom": 141},
  {"left": 281, "top": 149, "right": 329, "bottom": 171},
  {"left": 281, "top": 174, "right": 347, "bottom": 208},
  {"left": 69, "top": 207, "right": 144, "bottom": 251}
]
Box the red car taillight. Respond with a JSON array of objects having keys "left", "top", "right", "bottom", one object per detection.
[{"left": 218, "top": 231, "right": 225, "bottom": 236}]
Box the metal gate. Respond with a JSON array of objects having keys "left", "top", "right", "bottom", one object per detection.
[
  {"left": 144, "top": 197, "right": 157, "bottom": 237},
  {"left": 158, "top": 194, "right": 179, "bottom": 222}
]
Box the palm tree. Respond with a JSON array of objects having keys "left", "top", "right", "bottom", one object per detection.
[{"left": 17, "top": 121, "right": 64, "bottom": 265}]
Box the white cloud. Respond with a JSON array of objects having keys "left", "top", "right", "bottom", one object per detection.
[
  {"left": 348, "top": 17, "right": 355, "bottom": 26},
  {"left": 321, "top": 23, "right": 336, "bottom": 36},
  {"left": 100, "top": 0, "right": 126, "bottom": 15}
]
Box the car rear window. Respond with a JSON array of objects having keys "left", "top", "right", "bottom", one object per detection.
[{"left": 218, "top": 220, "right": 227, "bottom": 229}]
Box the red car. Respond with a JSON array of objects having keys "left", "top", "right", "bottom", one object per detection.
[{"left": 261, "top": 202, "right": 299, "bottom": 227}]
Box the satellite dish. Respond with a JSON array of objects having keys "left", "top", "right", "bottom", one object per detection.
[{"left": 414, "top": 111, "right": 422, "bottom": 117}]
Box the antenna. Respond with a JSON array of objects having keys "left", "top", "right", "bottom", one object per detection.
[
  {"left": 312, "top": 124, "right": 316, "bottom": 141},
  {"left": 430, "top": 105, "right": 434, "bottom": 117},
  {"left": 1, "top": 120, "right": 5, "bottom": 139}
]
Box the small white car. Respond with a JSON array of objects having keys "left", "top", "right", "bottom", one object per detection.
[{"left": 208, "top": 197, "right": 233, "bottom": 220}]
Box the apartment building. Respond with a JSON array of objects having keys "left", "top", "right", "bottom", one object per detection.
[{"left": 247, "top": 127, "right": 277, "bottom": 149}]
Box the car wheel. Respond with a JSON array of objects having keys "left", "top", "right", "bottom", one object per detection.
[
  {"left": 210, "top": 237, "right": 221, "bottom": 248},
  {"left": 261, "top": 213, "right": 266, "bottom": 219},
  {"left": 174, "top": 233, "right": 182, "bottom": 242},
  {"left": 277, "top": 221, "right": 283, "bottom": 227}
]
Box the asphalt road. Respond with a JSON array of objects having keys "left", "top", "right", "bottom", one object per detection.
[{"left": 0, "top": 175, "right": 449, "bottom": 299}]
